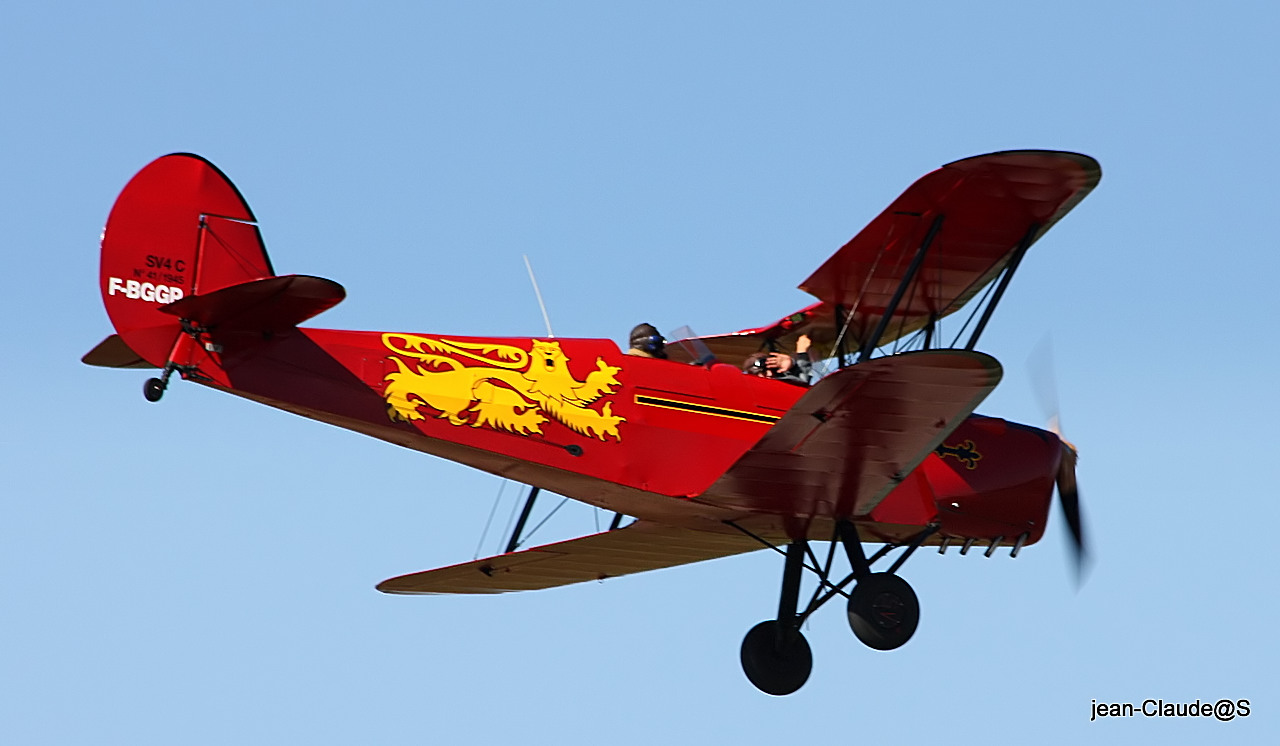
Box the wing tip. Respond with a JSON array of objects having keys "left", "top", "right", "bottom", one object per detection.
[{"left": 943, "top": 149, "right": 1101, "bottom": 182}]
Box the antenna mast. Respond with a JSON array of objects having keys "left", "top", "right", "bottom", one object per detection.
[{"left": 523, "top": 254, "right": 555, "bottom": 338}]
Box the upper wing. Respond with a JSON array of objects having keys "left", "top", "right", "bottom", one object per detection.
[
  {"left": 377, "top": 521, "right": 767, "bottom": 595},
  {"left": 801, "top": 150, "right": 1099, "bottom": 350},
  {"left": 694, "top": 349, "right": 1002, "bottom": 519},
  {"left": 667, "top": 151, "right": 1099, "bottom": 366}
]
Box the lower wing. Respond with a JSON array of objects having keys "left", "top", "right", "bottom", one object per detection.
[{"left": 377, "top": 521, "right": 769, "bottom": 595}]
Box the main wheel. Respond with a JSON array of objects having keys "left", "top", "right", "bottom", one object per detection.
[
  {"left": 740, "top": 620, "right": 812, "bottom": 695},
  {"left": 847, "top": 572, "right": 919, "bottom": 651},
  {"left": 143, "top": 378, "right": 166, "bottom": 402}
]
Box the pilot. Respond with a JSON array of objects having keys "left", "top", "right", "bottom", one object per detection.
[
  {"left": 743, "top": 334, "right": 812, "bottom": 386},
  {"left": 627, "top": 323, "right": 668, "bottom": 359}
]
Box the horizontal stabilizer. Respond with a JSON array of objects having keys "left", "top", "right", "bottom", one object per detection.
[
  {"left": 159, "top": 275, "right": 345, "bottom": 334},
  {"left": 81, "top": 334, "right": 158, "bottom": 369},
  {"left": 377, "top": 521, "right": 766, "bottom": 595}
]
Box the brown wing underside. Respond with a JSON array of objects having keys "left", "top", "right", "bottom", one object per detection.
[{"left": 377, "top": 521, "right": 771, "bottom": 595}]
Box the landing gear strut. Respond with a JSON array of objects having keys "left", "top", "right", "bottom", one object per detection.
[
  {"left": 736, "top": 520, "right": 934, "bottom": 695},
  {"left": 739, "top": 541, "right": 812, "bottom": 695},
  {"left": 836, "top": 519, "right": 922, "bottom": 651},
  {"left": 141, "top": 320, "right": 212, "bottom": 403},
  {"left": 142, "top": 362, "right": 194, "bottom": 403}
]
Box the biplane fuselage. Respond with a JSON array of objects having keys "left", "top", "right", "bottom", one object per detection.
[
  {"left": 135, "top": 324, "right": 1058, "bottom": 545},
  {"left": 86, "top": 149, "right": 1097, "bottom": 694}
]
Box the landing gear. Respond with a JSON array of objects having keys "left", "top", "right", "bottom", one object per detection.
[
  {"left": 143, "top": 377, "right": 166, "bottom": 402},
  {"left": 847, "top": 572, "right": 919, "bottom": 650},
  {"left": 735, "top": 520, "right": 934, "bottom": 695},
  {"left": 140, "top": 321, "right": 212, "bottom": 403},
  {"left": 142, "top": 362, "right": 185, "bottom": 403},
  {"left": 740, "top": 541, "right": 812, "bottom": 695},
  {"left": 740, "top": 620, "right": 812, "bottom": 696}
]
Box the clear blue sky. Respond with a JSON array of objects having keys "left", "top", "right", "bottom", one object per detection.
[{"left": 3, "top": 2, "right": 1276, "bottom": 743}]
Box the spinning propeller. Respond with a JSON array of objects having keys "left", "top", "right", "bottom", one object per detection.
[{"left": 1031, "top": 339, "right": 1090, "bottom": 584}]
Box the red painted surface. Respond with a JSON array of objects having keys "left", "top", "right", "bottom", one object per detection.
[
  {"left": 669, "top": 151, "right": 1101, "bottom": 367},
  {"left": 91, "top": 152, "right": 1084, "bottom": 558},
  {"left": 100, "top": 154, "right": 274, "bottom": 367},
  {"left": 799, "top": 151, "right": 1099, "bottom": 348}
]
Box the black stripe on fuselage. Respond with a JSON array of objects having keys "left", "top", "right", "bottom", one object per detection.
[{"left": 634, "top": 395, "right": 780, "bottom": 424}]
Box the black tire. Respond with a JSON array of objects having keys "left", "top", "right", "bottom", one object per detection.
[
  {"left": 847, "top": 572, "right": 919, "bottom": 651},
  {"left": 740, "top": 620, "right": 812, "bottom": 695},
  {"left": 143, "top": 378, "right": 165, "bottom": 402}
]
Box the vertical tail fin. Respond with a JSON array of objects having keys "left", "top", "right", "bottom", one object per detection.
[{"left": 98, "top": 153, "right": 275, "bottom": 367}]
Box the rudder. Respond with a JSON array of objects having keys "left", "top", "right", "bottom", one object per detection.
[{"left": 99, "top": 153, "right": 275, "bottom": 367}]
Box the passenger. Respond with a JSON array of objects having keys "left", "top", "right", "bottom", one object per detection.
[
  {"left": 627, "top": 323, "right": 668, "bottom": 359},
  {"left": 743, "top": 334, "right": 812, "bottom": 386}
]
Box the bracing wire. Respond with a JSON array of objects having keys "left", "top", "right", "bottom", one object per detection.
[
  {"left": 497, "top": 483, "right": 525, "bottom": 555},
  {"left": 886, "top": 265, "right": 923, "bottom": 355},
  {"left": 947, "top": 277, "right": 1000, "bottom": 348},
  {"left": 521, "top": 496, "right": 571, "bottom": 546},
  {"left": 474, "top": 479, "right": 510, "bottom": 560}
]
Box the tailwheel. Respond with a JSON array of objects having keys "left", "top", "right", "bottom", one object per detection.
[
  {"left": 143, "top": 361, "right": 179, "bottom": 403},
  {"left": 847, "top": 572, "right": 919, "bottom": 651},
  {"left": 740, "top": 620, "right": 812, "bottom": 696},
  {"left": 142, "top": 359, "right": 203, "bottom": 403}
]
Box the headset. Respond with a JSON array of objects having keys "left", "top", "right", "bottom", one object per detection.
[
  {"left": 630, "top": 324, "right": 666, "bottom": 357},
  {"left": 633, "top": 334, "right": 664, "bottom": 355}
]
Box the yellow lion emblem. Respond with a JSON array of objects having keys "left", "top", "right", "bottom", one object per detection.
[{"left": 381, "top": 334, "right": 625, "bottom": 441}]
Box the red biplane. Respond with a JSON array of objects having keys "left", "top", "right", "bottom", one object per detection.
[{"left": 85, "top": 150, "right": 1099, "bottom": 695}]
